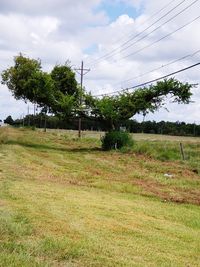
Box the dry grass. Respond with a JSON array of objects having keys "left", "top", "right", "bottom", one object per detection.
[{"left": 0, "top": 127, "right": 200, "bottom": 266}]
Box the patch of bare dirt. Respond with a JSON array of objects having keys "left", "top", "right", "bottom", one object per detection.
[{"left": 134, "top": 179, "right": 200, "bottom": 205}]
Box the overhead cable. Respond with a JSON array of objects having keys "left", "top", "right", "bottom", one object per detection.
[
  {"left": 113, "top": 49, "right": 200, "bottom": 87},
  {"left": 88, "top": 0, "right": 189, "bottom": 65},
  {"left": 94, "top": 62, "right": 200, "bottom": 97},
  {"left": 114, "top": 0, "right": 176, "bottom": 44},
  {"left": 94, "top": 0, "right": 199, "bottom": 63},
  {"left": 117, "top": 15, "right": 200, "bottom": 62}
]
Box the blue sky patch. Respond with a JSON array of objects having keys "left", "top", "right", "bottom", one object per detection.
[
  {"left": 98, "top": 1, "right": 142, "bottom": 22},
  {"left": 84, "top": 44, "right": 99, "bottom": 55}
]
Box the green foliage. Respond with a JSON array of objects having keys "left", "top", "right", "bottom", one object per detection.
[
  {"left": 50, "top": 64, "right": 80, "bottom": 117},
  {"left": 132, "top": 140, "right": 181, "bottom": 161},
  {"left": 51, "top": 93, "right": 77, "bottom": 117},
  {"left": 1, "top": 54, "right": 194, "bottom": 128},
  {"left": 38, "top": 237, "right": 84, "bottom": 260},
  {"left": 1, "top": 54, "right": 42, "bottom": 102},
  {"left": 4, "top": 115, "right": 14, "bottom": 125},
  {"left": 1, "top": 54, "right": 79, "bottom": 118},
  {"left": 1, "top": 54, "right": 56, "bottom": 113},
  {"left": 51, "top": 64, "right": 78, "bottom": 97},
  {"left": 88, "top": 79, "right": 193, "bottom": 129},
  {"left": 101, "top": 131, "right": 134, "bottom": 150}
]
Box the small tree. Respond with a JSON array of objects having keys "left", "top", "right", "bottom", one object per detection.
[{"left": 4, "top": 115, "right": 14, "bottom": 125}]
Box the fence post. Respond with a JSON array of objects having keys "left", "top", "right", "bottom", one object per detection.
[{"left": 180, "top": 142, "right": 185, "bottom": 160}]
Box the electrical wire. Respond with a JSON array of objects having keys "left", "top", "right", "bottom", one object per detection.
[
  {"left": 94, "top": 62, "right": 200, "bottom": 97},
  {"left": 87, "top": 0, "right": 189, "bottom": 65},
  {"left": 117, "top": 15, "right": 200, "bottom": 62},
  {"left": 92, "top": 0, "right": 199, "bottom": 64},
  {"left": 113, "top": 0, "right": 176, "bottom": 44},
  {"left": 113, "top": 49, "right": 200, "bottom": 87}
]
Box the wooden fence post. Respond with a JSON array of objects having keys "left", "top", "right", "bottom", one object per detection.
[{"left": 180, "top": 143, "right": 185, "bottom": 160}]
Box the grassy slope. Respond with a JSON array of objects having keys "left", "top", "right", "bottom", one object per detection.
[{"left": 0, "top": 127, "right": 200, "bottom": 267}]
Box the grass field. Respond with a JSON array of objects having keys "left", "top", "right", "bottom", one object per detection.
[{"left": 0, "top": 127, "right": 200, "bottom": 266}]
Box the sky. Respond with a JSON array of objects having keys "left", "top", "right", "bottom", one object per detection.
[{"left": 0, "top": 0, "right": 200, "bottom": 123}]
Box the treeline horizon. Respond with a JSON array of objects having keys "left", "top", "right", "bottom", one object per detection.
[{"left": 4, "top": 114, "right": 200, "bottom": 137}]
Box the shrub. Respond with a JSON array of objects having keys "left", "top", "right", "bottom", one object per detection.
[{"left": 101, "top": 131, "right": 134, "bottom": 151}]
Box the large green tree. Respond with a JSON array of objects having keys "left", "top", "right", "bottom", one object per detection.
[{"left": 1, "top": 54, "right": 194, "bottom": 131}]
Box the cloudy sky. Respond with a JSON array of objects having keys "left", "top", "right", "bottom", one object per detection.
[{"left": 0, "top": 0, "right": 200, "bottom": 123}]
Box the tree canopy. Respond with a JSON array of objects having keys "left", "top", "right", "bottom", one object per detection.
[
  {"left": 1, "top": 54, "right": 42, "bottom": 102},
  {"left": 4, "top": 115, "right": 14, "bottom": 125},
  {"left": 1, "top": 54, "right": 79, "bottom": 117},
  {"left": 51, "top": 64, "right": 78, "bottom": 97},
  {"left": 85, "top": 79, "right": 193, "bottom": 129}
]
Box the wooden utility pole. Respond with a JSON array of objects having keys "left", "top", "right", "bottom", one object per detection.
[{"left": 75, "top": 61, "right": 90, "bottom": 138}]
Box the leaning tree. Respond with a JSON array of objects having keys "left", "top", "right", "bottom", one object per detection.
[
  {"left": 1, "top": 54, "right": 194, "bottom": 132},
  {"left": 84, "top": 78, "right": 193, "bottom": 130}
]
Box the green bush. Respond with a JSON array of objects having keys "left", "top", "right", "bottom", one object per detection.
[{"left": 101, "top": 131, "right": 134, "bottom": 151}]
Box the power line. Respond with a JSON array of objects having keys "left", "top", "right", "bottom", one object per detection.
[
  {"left": 88, "top": 0, "right": 188, "bottom": 65},
  {"left": 94, "top": 0, "right": 199, "bottom": 63},
  {"left": 117, "top": 14, "right": 200, "bottom": 62},
  {"left": 113, "top": 49, "right": 200, "bottom": 87},
  {"left": 94, "top": 62, "right": 200, "bottom": 97},
  {"left": 114, "top": 0, "right": 176, "bottom": 45},
  {"left": 88, "top": 0, "right": 188, "bottom": 66},
  {"left": 144, "top": 0, "right": 176, "bottom": 19}
]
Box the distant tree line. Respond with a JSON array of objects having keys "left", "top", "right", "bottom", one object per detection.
[{"left": 5, "top": 114, "right": 200, "bottom": 137}]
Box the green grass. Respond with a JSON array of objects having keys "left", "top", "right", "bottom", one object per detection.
[
  {"left": 0, "top": 127, "right": 200, "bottom": 266},
  {"left": 131, "top": 139, "right": 200, "bottom": 171}
]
